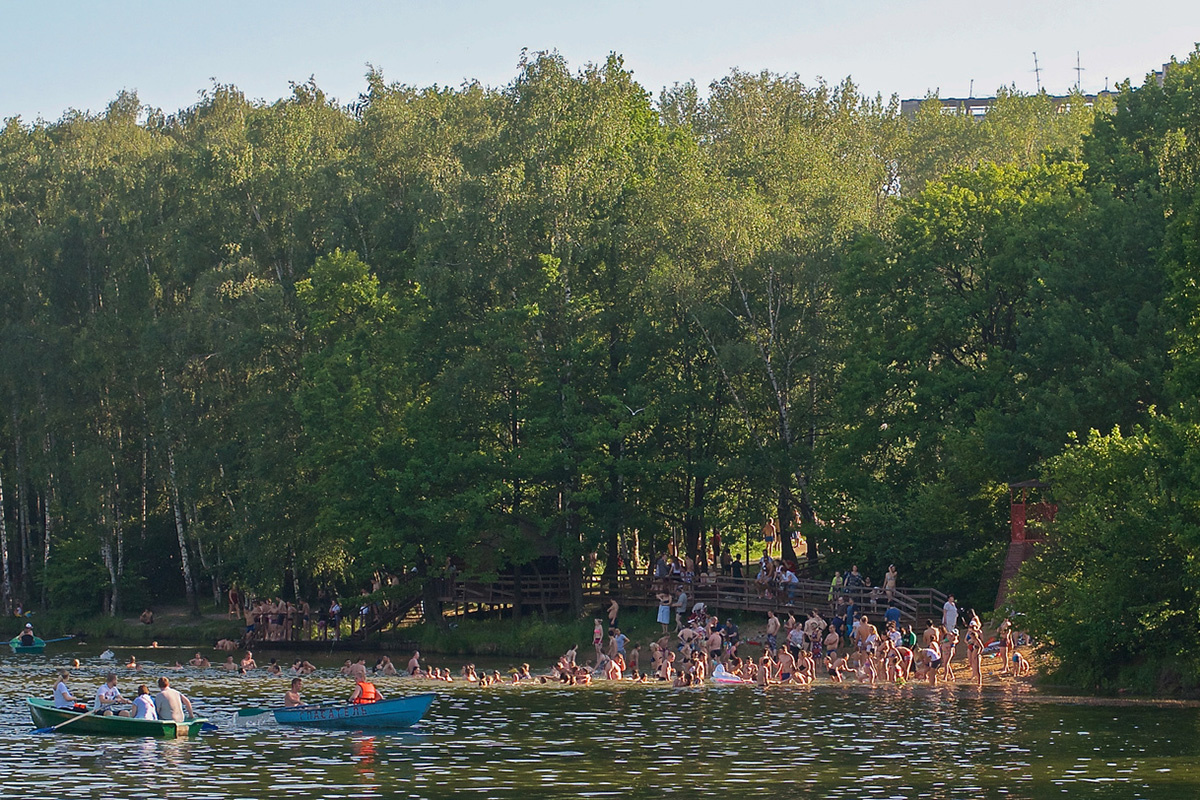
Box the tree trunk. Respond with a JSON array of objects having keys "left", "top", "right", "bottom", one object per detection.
[
  {"left": 0, "top": 466, "right": 12, "bottom": 615},
  {"left": 778, "top": 488, "right": 798, "bottom": 565},
  {"left": 41, "top": 478, "right": 52, "bottom": 610},
  {"left": 166, "top": 443, "right": 199, "bottom": 616}
]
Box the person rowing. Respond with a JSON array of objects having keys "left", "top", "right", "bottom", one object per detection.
[
  {"left": 94, "top": 672, "right": 129, "bottom": 716},
  {"left": 19, "top": 622, "right": 35, "bottom": 647},
  {"left": 350, "top": 677, "right": 382, "bottom": 705},
  {"left": 284, "top": 677, "right": 304, "bottom": 707}
]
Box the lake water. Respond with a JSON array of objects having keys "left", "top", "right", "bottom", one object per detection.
[{"left": 0, "top": 645, "right": 1197, "bottom": 799}]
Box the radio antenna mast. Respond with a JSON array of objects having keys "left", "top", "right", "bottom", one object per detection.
[
  {"left": 1074, "top": 51, "right": 1085, "bottom": 91},
  {"left": 1032, "top": 52, "right": 1043, "bottom": 93}
]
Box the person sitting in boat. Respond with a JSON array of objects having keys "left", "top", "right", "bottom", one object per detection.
[
  {"left": 154, "top": 676, "right": 194, "bottom": 722},
  {"left": 19, "top": 622, "right": 35, "bottom": 647},
  {"left": 132, "top": 685, "right": 158, "bottom": 720},
  {"left": 349, "top": 678, "right": 383, "bottom": 705},
  {"left": 54, "top": 669, "right": 85, "bottom": 710},
  {"left": 94, "top": 673, "right": 129, "bottom": 716},
  {"left": 284, "top": 677, "right": 304, "bottom": 707}
]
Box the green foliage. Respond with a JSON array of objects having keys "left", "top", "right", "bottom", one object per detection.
[
  {"left": 0, "top": 48, "right": 1197, "bottom": 693},
  {"left": 1010, "top": 418, "right": 1200, "bottom": 691}
]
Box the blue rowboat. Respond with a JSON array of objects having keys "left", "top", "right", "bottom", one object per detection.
[{"left": 272, "top": 693, "right": 435, "bottom": 729}]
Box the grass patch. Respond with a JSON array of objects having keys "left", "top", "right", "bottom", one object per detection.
[
  {"left": 3, "top": 606, "right": 242, "bottom": 647},
  {"left": 397, "top": 608, "right": 667, "bottom": 660}
]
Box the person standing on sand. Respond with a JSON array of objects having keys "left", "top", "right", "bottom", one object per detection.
[
  {"left": 765, "top": 611, "right": 780, "bottom": 655},
  {"left": 656, "top": 591, "right": 672, "bottom": 634},
  {"left": 965, "top": 617, "right": 984, "bottom": 688},
  {"left": 942, "top": 594, "right": 959, "bottom": 632},
  {"left": 607, "top": 598, "right": 620, "bottom": 631}
]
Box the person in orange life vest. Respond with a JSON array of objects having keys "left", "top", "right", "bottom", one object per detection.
[{"left": 350, "top": 679, "right": 383, "bottom": 704}]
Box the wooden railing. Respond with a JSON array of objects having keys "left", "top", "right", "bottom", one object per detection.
[{"left": 347, "top": 571, "right": 950, "bottom": 639}]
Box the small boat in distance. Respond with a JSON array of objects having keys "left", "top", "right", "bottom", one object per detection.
[
  {"left": 273, "top": 693, "right": 435, "bottom": 729},
  {"left": 27, "top": 698, "right": 208, "bottom": 738},
  {"left": 8, "top": 635, "right": 73, "bottom": 654}
]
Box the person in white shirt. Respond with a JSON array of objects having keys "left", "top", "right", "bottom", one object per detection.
[
  {"left": 132, "top": 685, "right": 158, "bottom": 720},
  {"left": 53, "top": 670, "right": 80, "bottom": 710},
  {"left": 942, "top": 595, "right": 959, "bottom": 632},
  {"left": 94, "top": 673, "right": 129, "bottom": 716},
  {"left": 153, "top": 676, "right": 194, "bottom": 723}
]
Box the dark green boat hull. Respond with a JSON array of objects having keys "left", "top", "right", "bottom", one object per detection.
[{"left": 28, "top": 698, "right": 208, "bottom": 737}]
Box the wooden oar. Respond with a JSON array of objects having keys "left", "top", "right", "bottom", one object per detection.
[
  {"left": 33, "top": 707, "right": 97, "bottom": 734},
  {"left": 236, "top": 699, "right": 344, "bottom": 718}
]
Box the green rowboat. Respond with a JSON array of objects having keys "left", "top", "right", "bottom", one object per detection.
[
  {"left": 27, "top": 698, "right": 208, "bottom": 738},
  {"left": 9, "top": 636, "right": 46, "bottom": 654}
]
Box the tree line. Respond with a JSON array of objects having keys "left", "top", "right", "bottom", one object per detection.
[{"left": 1, "top": 49, "right": 1197, "bottom": 686}]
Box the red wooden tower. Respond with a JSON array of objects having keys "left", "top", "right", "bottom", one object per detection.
[{"left": 995, "top": 480, "right": 1058, "bottom": 608}]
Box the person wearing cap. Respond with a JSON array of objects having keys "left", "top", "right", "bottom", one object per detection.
[{"left": 19, "top": 623, "right": 35, "bottom": 648}]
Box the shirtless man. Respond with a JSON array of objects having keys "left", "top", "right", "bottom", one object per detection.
[
  {"left": 284, "top": 678, "right": 304, "bottom": 708},
  {"left": 240, "top": 651, "right": 257, "bottom": 671},
  {"left": 855, "top": 615, "right": 878, "bottom": 653},
  {"left": 348, "top": 658, "right": 368, "bottom": 683},
  {"left": 607, "top": 598, "right": 620, "bottom": 631},
  {"left": 188, "top": 652, "right": 210, "bottom": 668},
  {"left": 765, "top": 611, "right": 780, "bottom": 655},
  {"left": 221, "top": 656, "right": 236, "bottom": 672},
  {"left": 215, "top": 639, "right": 238, "bottom": 652},
  {"left": 706, "top": 627, "right": 723, "bottom": 663},
  {"left": 407, "top": 651, "right": 422, "bottom": 676},
  {"left": 823, "top": 625, "right": 840, "bottom": 656},
  {"left": 776, "top": 647, "right": 797, "bottom": 683},
  {"left": 656, "top": 651, "right": 676, "bottom": 682}
]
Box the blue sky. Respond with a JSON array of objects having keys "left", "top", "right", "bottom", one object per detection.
[{"left": 3, "top": 1, "right": 1198, "bottom": 121}]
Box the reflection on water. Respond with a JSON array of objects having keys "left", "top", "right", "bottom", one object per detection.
[{"left": 0, "top": 647, "right": 1197, "bottom": 798}]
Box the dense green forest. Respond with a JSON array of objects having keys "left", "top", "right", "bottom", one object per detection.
[{"left": 2, "top": 48, "right": 1199, "bottom": 686}]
